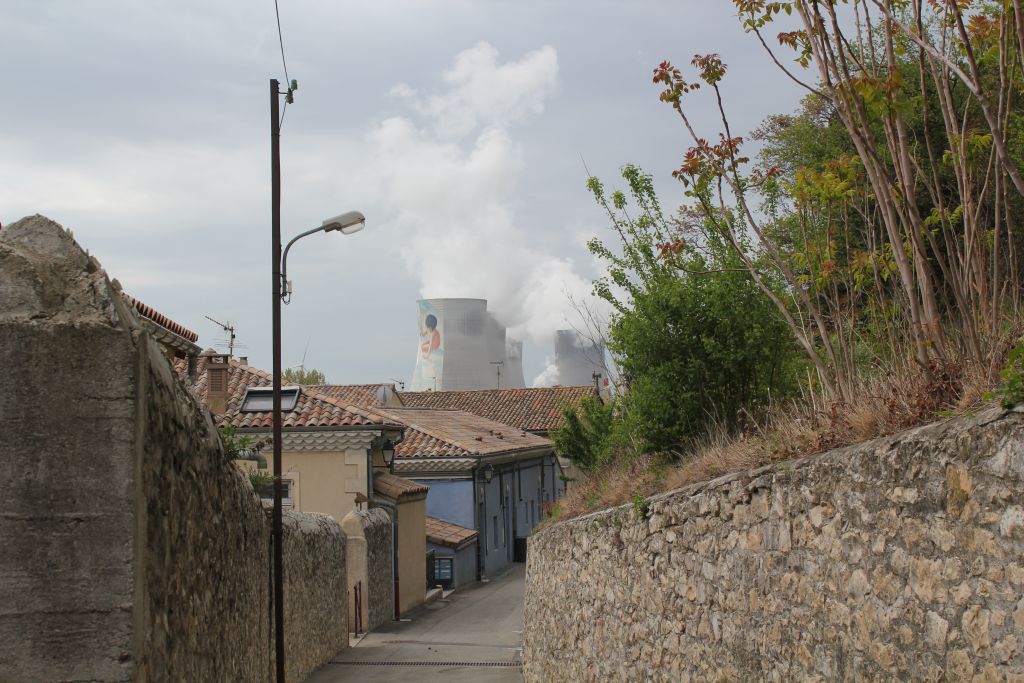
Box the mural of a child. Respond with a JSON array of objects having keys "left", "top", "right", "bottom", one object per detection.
[{"left": 420, "top": 313, "right": 441, "bottom": 359}]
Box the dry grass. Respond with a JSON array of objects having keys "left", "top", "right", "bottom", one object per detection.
[{"left": 546, "top": 350, "right": 1003, "bottom": 527}]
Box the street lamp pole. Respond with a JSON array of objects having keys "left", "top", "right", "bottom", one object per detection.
[{"left": 270, "top": 77, "right": 286, "bottom": 683}]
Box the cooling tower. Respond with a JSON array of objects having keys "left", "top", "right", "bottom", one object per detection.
[
  {"left": 553, "top": 330, "right": 605, "bottom": 386},
  {"left": 410, "top": 298, "right": 511, "bottom": 391},
  {"left": 503, "top": 338, "right": 526, "bottom": 389}
]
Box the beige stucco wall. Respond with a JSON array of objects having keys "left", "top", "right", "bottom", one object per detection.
[
  {"left": 397, "top": 496, "right": 427, "bottom": 615},
  {"left": 281, "top": 448, "right": 368, "bottom": 523}
]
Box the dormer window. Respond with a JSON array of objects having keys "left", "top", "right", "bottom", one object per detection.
[{"left": 240, "top": 386, "right": 301, "bottom": 412}]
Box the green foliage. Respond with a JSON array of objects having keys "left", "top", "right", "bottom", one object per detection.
[
  {"left": 282, "top": 366, "right": 327, "bottom": 385},
  {"left": 220, "top": 425, "right": 252, "bottom": 459},
  {"left": 248, "top": 470, "right": 276, "bottom": 497},
  {"left": 991, "top": 341, "right": 1024, "bottom": 408},
  {"left": 584, "top": 165, "right": 800, "bottom": 456},
  {"left": 552, "top": 396, "right": 616, "bottom": 471},
  {"left": 631, "top": 494, "right": 650, "bottom": 518}
]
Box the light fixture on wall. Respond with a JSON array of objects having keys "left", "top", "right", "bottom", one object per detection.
[
  {"left": 381, "top": 439, "right": 396, "bottom": 470},
  {"left": 550, "top": 452, "right": 558, "bottom": 467},
  {"left": 482, "top": 462, "right": 494, "bottom": 483}
]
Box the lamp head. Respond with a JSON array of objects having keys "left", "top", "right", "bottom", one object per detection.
[
  {"left": 322, "top": 210, "right": 366, "bottom": 235},
  {"left": 381, "top": 439, "right": 396, "bottom": 469}
]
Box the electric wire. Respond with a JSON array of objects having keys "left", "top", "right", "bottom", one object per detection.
[{"left": 273, "top": 0, "right": 290, "bottom": 86}]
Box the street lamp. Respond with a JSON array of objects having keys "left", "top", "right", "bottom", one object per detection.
[
  {"left": 270, "top": 202, "right": 364, "bottom": 682},
  {"left": 481, "top": 462, "right": 494, "bottom": 483},
  {"left": 280, "top": 211, "right": 366, "bottom": 302}
]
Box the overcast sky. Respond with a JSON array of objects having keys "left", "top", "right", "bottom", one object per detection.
[{"left": 2, "top": 0, "right": 806, "bottom": 386}]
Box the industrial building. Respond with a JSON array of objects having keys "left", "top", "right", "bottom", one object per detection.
[{"left": 409, "top": 298, "right": 606, "bottom": 391}]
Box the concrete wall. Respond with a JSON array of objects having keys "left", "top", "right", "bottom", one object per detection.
[
  {"left": 397, "top": 496, "right": 427, "bottom": 615},
  {"left": 0, "top": 215, "right": 347, "bottom": 682},
  {"left": 343, "top": 508, "right": 393, "bottom": 632},
  {"left": 524, "top": 408, "right": 1024, "bottom": 682},
  {"left": 428, "top": 542, "right": 478, "bottom": 589},
  {"left": 419, "top": 478, "right": 475, "bottom": 528}
]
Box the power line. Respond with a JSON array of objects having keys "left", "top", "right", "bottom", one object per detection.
[{"left": 273, "top": 0, "right": 290, "bottom": 86}]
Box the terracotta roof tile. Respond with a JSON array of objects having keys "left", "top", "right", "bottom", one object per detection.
[
  {"left": 309, "top": 384, "right": 393, "bottom": 407},
  {"left": 374, "top": 407, "right": 551, "bottom": 459},
  {"left": 373, "top": 472, "right": 429, "bottom": 500},
  {"left": 125, "top": 294, "right": 199, "bottom": 343},
  {"left": 177, "top": 356, "right": 396, "bottom": 430},
  {"left": 396, "top": 386, "right": 598, "bottom": 432},
  {"left": 426, "top": 516, "right": 478, "bottom": 548}
]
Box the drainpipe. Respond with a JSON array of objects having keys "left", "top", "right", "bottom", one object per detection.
[{"left": 473, "top": 465, "right": 484, "bottom": 581}]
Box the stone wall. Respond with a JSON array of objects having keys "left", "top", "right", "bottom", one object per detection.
[
  {"left": 364, "top": 508, "right": 395, "bottom": 630},
  {"left": 0, "top": 216, "right": 142, "bottom": 681},
  {"left": 524, "top": 408, "right": 1024, "bottom": 682},
  {"left": 281, "top": 511, "right": 348, "bottom": 683},
  {"left": 0, "top": 215, "right": 347, "bottom": 682}
]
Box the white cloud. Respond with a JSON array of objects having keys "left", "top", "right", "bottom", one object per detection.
[
  {"left": 392, "top": 41, "right": 559, "bottom": 139},
  {"left": 359, "top": 41, "right": 604, "bottom": 358}
]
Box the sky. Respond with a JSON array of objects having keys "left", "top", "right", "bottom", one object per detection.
[{"left": 1, "top": 0, "right": 807, "bottom": 386}]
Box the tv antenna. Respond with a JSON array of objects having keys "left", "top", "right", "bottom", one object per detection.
[
  {"left": 490, "top": 360, "right": 504, "bottom": 389},
  {"left": 204, "top": 315, "right": 245, "bottom": 357},
  {"left": 389, "top": 378, "right": 406, "bottom": 391}
]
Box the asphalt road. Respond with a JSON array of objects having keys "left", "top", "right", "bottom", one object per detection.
[{"left": 306, "top": 565, "right": 525, "bottom": 682}]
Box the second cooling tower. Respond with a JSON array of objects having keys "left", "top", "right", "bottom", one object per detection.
[
  {"left": 410, "top": 298, "right": 514, "bottom": 391},
  {"left": 552, "top": 329, "right": 605, "bottom": 386}
]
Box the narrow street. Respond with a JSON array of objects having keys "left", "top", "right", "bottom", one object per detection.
[{"left": 306, "top": 566, "right": 525, "bottom": 682}]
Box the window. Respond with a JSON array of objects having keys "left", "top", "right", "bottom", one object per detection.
[
  {"left": 259, "top": 479, "right": 293, "bottom": 508},
  {"left": 240, "top": 386, "right": 300, "bottom": 412}
]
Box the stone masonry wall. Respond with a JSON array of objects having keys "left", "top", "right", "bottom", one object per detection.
[
  {"left": 524, "top": 408, "right": 1024, "bottom": 682},
  {"left": 363, "top": 508, "right": 395, "bottom": 631},
  {"left": 0, "top": 215, "right": 347, "bottom": 682},
  {"left": 281, "top": 511, "right": 348, "bottom": 683}
]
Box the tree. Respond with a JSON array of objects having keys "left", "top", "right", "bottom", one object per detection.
[
  {"left": 282, "top": 366, "right": 327, "bottom": 385},
  {"left": 577, "top": 165, "right": 800, "bottom": 457},
  {"left": 552, "top": 396, "right": 616, "bottom": 472}
]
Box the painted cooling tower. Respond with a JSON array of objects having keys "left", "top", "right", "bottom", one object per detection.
[
  {"left": 410, "top": 298, "right": 510, "bottom": 391},
  {"left": 503, "top": 338, "right": 526, "bottom": 389},
  {"left": 553, "top": 330, "right": 606, "bottom": 386}
]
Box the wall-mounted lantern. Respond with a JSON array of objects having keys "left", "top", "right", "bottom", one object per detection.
[
  {"left": 482, "top": 462, "right": 495, "bottom": 484},
  {"left": 381, "top": 439, "right": 396, "bottom": 470}
]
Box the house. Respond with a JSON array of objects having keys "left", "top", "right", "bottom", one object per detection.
[
  {"left": 124, "top": 294, "right": 201, "bottom": 380},
  {"left": 397, "top": 385, "right": 600, "bottom": 486},
  {"left": 425, "top": 516, "right": 478, "bottom": 590},
  {"left": 371, "top": 473, "right": 428, "bottom": 616},
  {"left": 179, "top": 353, "right": 433, "bottom": 617},
  {"left": 396, "top": 386, "right": 599, "bottom": 436},
  {"left": 373, "top": 407, "right": 563, "bottom": 578}
]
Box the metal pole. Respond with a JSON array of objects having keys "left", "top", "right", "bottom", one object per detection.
[{"left": 270, "top": 77, "right": 286, "bottom": 683}]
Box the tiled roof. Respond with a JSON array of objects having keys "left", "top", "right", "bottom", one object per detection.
[
  {"left": 125, "top": 294, "right": 198, "bottom": 343},
  {"left": 309, "top": 384, "right": 394, "bottom": 407},
  {"left": 426, "top": 516, "right": 478, "bottom": 549},
  {"left": 374, "top": 407, "right": 552, "bottom": 459},
  {"left": 373, "top": 472, "right": 429, "bottom": 500},
  {"left": 396, "top": 386, "right": 598, "bottom": 432},
  {"left": 393, "top": 458, "right": 478, "bottom": 475},
  {"left": 178, "top": 356, "right": 394, "bottom": 430}
]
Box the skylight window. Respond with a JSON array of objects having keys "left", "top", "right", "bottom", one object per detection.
[{"left": 240, "top": 386, "right": 301, "bottom": 412}]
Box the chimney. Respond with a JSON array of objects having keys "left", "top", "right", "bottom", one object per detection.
[
  {"left": 201, "top": 349, "right": 231, "bottom": 415},
  {"left": 238, "top": 356, "right": 248, "bottom": 367}
]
